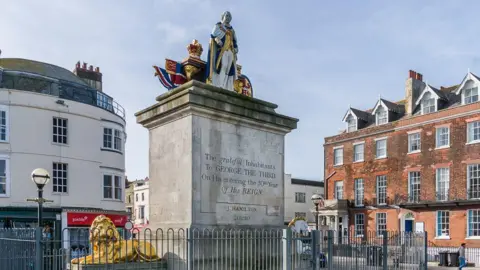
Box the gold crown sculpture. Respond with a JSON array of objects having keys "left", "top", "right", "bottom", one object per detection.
[{"left": 187, "top": 39, "right": 203, "bottom": 58}]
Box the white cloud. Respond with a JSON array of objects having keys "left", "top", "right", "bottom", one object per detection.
[{"left": 156, "top": 22, "right": 189, "bottom": 44}]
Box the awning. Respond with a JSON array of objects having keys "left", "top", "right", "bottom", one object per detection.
[{"left": 0, "top": 209, "right": 59, "bottom": 220}]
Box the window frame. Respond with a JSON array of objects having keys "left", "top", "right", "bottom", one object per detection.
[
  {"left": 436, "top": 210, "right": 450, "bottom": 238},
  {"left": 435, "top": 168, "right": 449, "bottom": 201},
  {"left": 375, "top": 106, "right": 388, "bottom": 125},
  {"left": 334, "top": 181, "right": 344, "bottom": 199},
  {"left": 435, "top": 127, "right": 450, "bottom": 149},
  {"left": 421, "top": 92, "right": 436, "bottom": 114},
  {"left": 464, "top": 86, "right": 479, "bottom": 105},
  {"left": 103, "top": 127, "right": 123, "bottom": 152},
  {"left": 376, "top": 175, "right": 387, "bottom": 205},
  {"left": 408, "top": 132, "right": 421, "bottom": 153},
  {"left": 408, "top": 171, "right": 421, "bottom": 203},
  {"left": 0, "top": 105, "right": 9, "bottom": 143},
  {"left": 375, "top": 138, "right": 387, "bottom": 159},
  {"left": 333, "top": 146, "right": 344, "bottom": 166},
  {"left": 52, "top": 162, "right": 68, "bottom": 194},
  {"left": 52, "top": 117, "right": 68, "bottom": 145},
  {"left": 103, "top": 173, "right": 123, "bottom": 201},
  {"left": 139, "top": 206, "right": 145, "bottom": 219},
  {"left": 354, "top": 178, "right": 364, "bottom": 207},
  {"left": 467, "top": 209, "right": 480, "bottom": 238},
  {"left": 295, "top": 212, "right": 307, "bottom": 218},
  {"left": 467, "top": 121, "right": 480, "bottom": 144},
  {"left": 376, "top": 212, "right": 387, "bottom": 237},
  {"left": 114, "top": 129, "right": 122, "bottom": 152},
  {"left": 0, "top": 155, "right": 10, "bottom": 197},
  {"left": 295, "top": 192, "right": 306, "bottom": 203},
  {"left": 346, "top": 115, "right": 357, "bottom": 132},
  {"left": 467, "top": 164, "right": 480, "bottom": 200},
  {"left": 353, "top": 142, "right": 365, "bottom": 163},
  {"left": 354, "top": 213, "right": 365, "bottom": 237}
]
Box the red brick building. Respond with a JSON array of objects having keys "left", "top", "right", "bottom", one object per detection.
[{"left": 322, "top": 70, "right": 480, "bottom": 247}]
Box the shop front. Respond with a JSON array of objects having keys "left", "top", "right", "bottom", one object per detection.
[{"left": 0, "top": 207, "right": 62, "bottom": 229}]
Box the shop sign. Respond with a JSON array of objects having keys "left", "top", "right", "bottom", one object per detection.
[{"left": 67, "top": 212, "right": 128, "bottom": 227}]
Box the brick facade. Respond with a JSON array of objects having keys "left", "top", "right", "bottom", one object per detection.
[{"left": 324, "top": 75, "right": 480, "bottom": 247}]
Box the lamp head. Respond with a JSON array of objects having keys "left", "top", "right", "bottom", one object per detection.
[
  {"left": 31, "top": 168, "right": 50, "bottom": 189},
  {"left": 311, "top": 193, "right": 323, "bottom": 205}
]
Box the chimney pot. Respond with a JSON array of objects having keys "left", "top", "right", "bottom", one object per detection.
[
  {"left": 82, "top": 63, "right": 87, "bottom": 69},
  {"left": 416, "top": 73, "right": 423, "bottom": 81},
  {"left": 76, "top": 61, "right": 80, "bottom": 68},
  {"left": 89, "top": 65, "right": 93, "bottom": 71},
  {"left": 95, "top": 67, "right": 100, "bottom": 73},
  {"left": 409, "top": 70, "right": 417, "bottom": 79}
]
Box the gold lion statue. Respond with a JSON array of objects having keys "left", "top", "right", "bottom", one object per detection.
[{"left": 71, "top": 215, "right": 161, "bottom": 264}]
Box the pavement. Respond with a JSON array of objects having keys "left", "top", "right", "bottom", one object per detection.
[
  {"left": 428, "top": 267, "right": 480, "bottom": 269},
  {"left": 427, "top": 262, "right": 480, "bottom": 269}
]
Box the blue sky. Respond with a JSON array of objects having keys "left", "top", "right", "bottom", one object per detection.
[{"left": 2, "top": 0, "right": 480, "bottom": 181}]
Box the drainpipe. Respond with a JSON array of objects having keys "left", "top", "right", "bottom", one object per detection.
[{"left": 324, "top": 146, "right": 327, "bottom": 200}]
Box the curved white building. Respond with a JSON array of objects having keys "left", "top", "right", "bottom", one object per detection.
[{"left": 0, "top": 58, "right": 128, "bottom": 230}]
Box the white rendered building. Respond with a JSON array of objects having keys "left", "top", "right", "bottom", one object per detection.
[
  {"left": 132, "top": 178, "right": 150, "bottom": 229},
  {"left": 284, "top": 173, "right": 324, "bottom": 227},
  {"left": 0, "top": 58, "right": 128, "bottom": 231}
]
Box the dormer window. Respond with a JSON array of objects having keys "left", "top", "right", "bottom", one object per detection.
[
  {"left": 415, "top": 84, "right": 446, "bottom": 115},
  {"left": 455, "top": 73, "right": 480, "bottom": 105},
  {"left": 346, "top": 115, "right": 357, "bottom": 132},
  {"left": 376, "top": 106, "right": 387, "bottom": 125},
  {"left": 343, "top": 108, "right": 369, "bottom": 132},
  {"left": 421, "top": 92, "right": 436, "bottom": 114},
  {"left": 465, "top": 86, "right": 478, "bottom": 104}
]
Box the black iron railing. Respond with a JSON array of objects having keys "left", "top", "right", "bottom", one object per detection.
[{"left": 0, "top": 72, "right": 125, "bottom": 119}]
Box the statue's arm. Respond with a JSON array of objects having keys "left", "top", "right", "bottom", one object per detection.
[{"left": 212, "top": 23, "right": 225, "bottom": 46}]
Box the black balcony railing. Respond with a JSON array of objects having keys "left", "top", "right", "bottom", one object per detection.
[
  {"left": 347, "top": 189, "right": 480, "bottom": 209},
  {"left": 0, "top": 72, "right": 125, "bottom": 119},
  {"left": 348, "top": 196, "right": 396, "bottom": 208},
  {"left": 394, "top": 188, "right": 480, "bottom": 206}
]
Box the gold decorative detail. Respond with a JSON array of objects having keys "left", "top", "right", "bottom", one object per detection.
[
  {"left": 184, "top": 65, "right": 200, "bottom": 81},
  {"left": 234, "top": 64, "right": 243, "bottom": 94},
  {"left": 187, "top": 39, "right": 203, "bottom": 58},
  {"left": 288, "top": 216, "right": 307, "bottom": 227},
  {"left": 233, "top": 64, "right": 253, "bottom": 97},
  {"left": 70, "top": 215, "right": 161, "bottom": 265},
  {"left": 233, "top": 79, "right": 244, "bottom": 94}
]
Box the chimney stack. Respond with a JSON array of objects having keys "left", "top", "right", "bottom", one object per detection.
[
  {"left": 405, "top": 70, "right": 425, "bottom": 116},
  {"left": 73, "top": 61, "right": 103, "bottom": 92}
]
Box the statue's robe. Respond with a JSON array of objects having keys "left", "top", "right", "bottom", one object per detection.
[{"left": 206, "top": 22, "right": 238, "bottom": 91}]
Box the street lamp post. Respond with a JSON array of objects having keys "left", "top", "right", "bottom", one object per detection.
[
  {"left": 311, "top": 194, "right": 322, "bottom": 231},
  {"left": 27, "top": 168, "right": 52, "bottom": 227}
]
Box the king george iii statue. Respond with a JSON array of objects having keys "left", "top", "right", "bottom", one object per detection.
[{"left": 206, "top": 11, "right": 238, "bottom": 91}]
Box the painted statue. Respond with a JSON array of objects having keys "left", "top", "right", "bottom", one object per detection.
[
  {"left": 206, "top": 11, "right": 238, "bottom": 91},
  {"left": 70, "top": 215, "right": 160, "bottom": 265}
]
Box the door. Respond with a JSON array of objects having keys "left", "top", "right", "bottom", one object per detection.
[
  {"left": 405, "top": 220, "right": 413, "bottom": 232},
  {"left": 338, "top": 217, "right": 343, "bottom": 244}
]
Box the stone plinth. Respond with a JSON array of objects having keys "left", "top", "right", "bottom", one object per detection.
[
  {"left": 136, "top": 81, "right": 297, "bottom": 269},
  {"left": 136, "top": 80, "right": 298, "bottom": 230}
]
